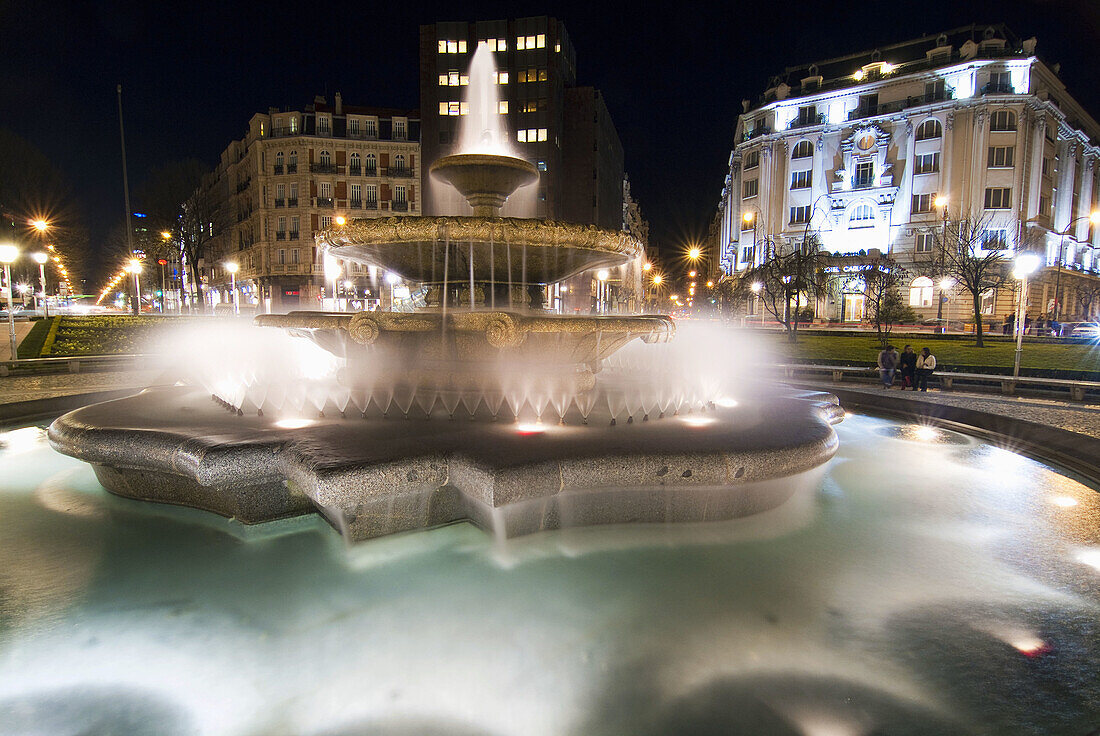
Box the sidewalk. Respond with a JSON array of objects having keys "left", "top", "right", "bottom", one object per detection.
[{"left": 0, "top": 370, "right": 163, "bottom": 405}]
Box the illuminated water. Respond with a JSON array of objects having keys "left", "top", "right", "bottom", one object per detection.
[{"left": 1, "top": 414, "right": 1098, "bottom": 735}]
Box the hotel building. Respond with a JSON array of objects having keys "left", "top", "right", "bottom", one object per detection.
[{"left": 717, "top": 25, "right": 1100, "bottom": 324}]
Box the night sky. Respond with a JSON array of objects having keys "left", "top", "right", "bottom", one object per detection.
[{"left": 3, "top": 0, "right": 1100, "bottom": 286}]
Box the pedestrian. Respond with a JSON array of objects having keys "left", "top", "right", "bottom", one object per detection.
[
  {"left": 1003, "top": 312, "right": 1014, "bottom": 336},
  {"left": 877, "top": 343, "right": 898, "bottom": 389},
  {"left": 899, "top": 344, "right": 917, "bottom": 389},
  {"left": 915, "top": 347, "right": 936, "bottom": 392},
  {"left": 1024, "top": 313, "right": 1032, "bottom": 335}
]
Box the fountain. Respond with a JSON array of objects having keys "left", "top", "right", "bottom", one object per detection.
[{"left": 47, "top": 46, "right": 844, "bottom": 542}]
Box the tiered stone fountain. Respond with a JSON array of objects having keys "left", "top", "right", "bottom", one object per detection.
[{"left": 47, "top": 48, "right": 843, "bottom": 542}]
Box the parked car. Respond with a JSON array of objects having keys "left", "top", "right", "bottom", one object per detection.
[{"left": 1070, "top": 322, "right": 1100, "bottom": 338}]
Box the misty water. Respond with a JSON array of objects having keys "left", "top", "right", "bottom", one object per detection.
[{"left": 1, "top": 414, "right": 1098, "bottom": 735}]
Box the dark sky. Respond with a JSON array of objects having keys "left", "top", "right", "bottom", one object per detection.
[{"left": 3, "top": 0, "right": 1100, "bottom": 286}]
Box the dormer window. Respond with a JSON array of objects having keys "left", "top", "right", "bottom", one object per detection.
[{"left": 318, "top": 115, "right": 331, "bottom": 135}]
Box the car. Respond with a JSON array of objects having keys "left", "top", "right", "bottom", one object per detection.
[{"left": 1071, "top": 322, "right": 1100, "bottom": 338}]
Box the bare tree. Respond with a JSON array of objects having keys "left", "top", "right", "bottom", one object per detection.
[
  {"left": 742, "top": 234, "right": 828, "bottom": 342},
  {"left": 862, "top": 255, "right": 914, "bottom": 348},
  {"left": 932, "top": 213, "right": 1011, "bottom": 348},
  {"left": 1076, "top": 281, "right": 1100, "bottom": 321}
]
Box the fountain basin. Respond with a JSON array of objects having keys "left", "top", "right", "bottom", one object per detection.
[
  {"left": 318, "top": 216, "right": 644, "bottom": 285},
  {"left": 429, "top": 153, "right": 539, "bottom": 216},
  {"left": 48, "top": 386, "right": 843, "bottom": 542}
]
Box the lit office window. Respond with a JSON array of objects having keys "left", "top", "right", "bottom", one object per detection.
[
  {"left": 498, "top": 101, "right": 509, "bottom": 114},
  {"left": 439, "top": 74, "right": 448, "bottom": 86},
  {"left": 439, "top": 102, "right": 449, "bottom": 116}
]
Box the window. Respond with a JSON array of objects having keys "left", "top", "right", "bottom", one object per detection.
[
  {"left": 790, "top": 170, "right": 812, "bottom": 189},
  {"left": 349, "top": 119, "right": 360, "bottom": 136},
  {"left": 394, "top": 154, "right": 406, "bottom": 171},
  {"left": 319, "top": 150, "right": 331, "bottom": 166},
  {"left": 364, "top": 118, "right": 377, "bottom": 137},
  {"left": 854, "top": 161, "right": 874, "bottom": 188},
  {"left": 290, "top": 216, "right": 299, "bottom": 238},
  {"left": 349, "top": 152, "right": 361, "bottom": 173},
  {"left": 365, "top": 154, "right": 377, "bottom": 175},
  {"left": 982, "top": 229, "right": 1009, "bottom": 250},
  {"left": 278, "top": 249, "right": 286, "bottom": 265},
  {"left": 1039, "top": 195, "right": 1050, "bottom": 217},
  {"left": 988, "top": 71, "right": 1012, "bottom": 93},
  {"left": 516, "top": 34, "right": 545, "bottom": 50},
  {"left": 792, "top": 140, "right": 813, "bottom": 158},
  {"left": 915, "top": 118, "right": 942, "bottom": 141},
  {"left": 915, "top": 233, "right": 934, "bottom": 253},
  {"left": 912, "top": 193, "right": 936, "bottom": 213},
  {"left": 288, "top": 151, "right": 297, "bottom": 173},
  {"left": 366, "top": 184, "right": 378, "bottom": 207},
  {"left": 318, "top": 116, "right": 331, "bottom": 135},
  {"left": 1041, "top": 158, "right": 1052, "bottom": 177},
  {"left": 288, "top": 117, "right": 298, "bottom": 134},
  {"left": 493, "top": 71, "right": 509, "bottom": 85},
  {"left": 291, "top": 248, "right": 300, "bottom": 264},
  {"left": 289, "top": 182, "right": 298, "bottom": 204},
  {"left": 439, "top": 39, "right": 467, "bottom": 54},
  {"left": 319, "top": 182, "right": 332, "bottom": 198},
  {"left": 984, "top": 187, "right": 1012, "bottom": 209},
  {"left": 850, "top": 203, "right": 875, "bottom": 226},
  {"left": 393, "top": 119, "right": 407, "bottom": 140},
  {"left": 320, "top": 215, "right": 332, "bottom": 229},
  {"left": 498, "top": 101, "right": 508, "bottom": 114},
  {"left": 742, "top": 179, "right": 758, "bottom": 198},
  {"left": 741, "top": 246, "right": 755, "bottom": 264},
  {"left": 796, "top": 105, "right": 817, "bottom": 126},
  {"left": 790, "top": 205, "right": 810, "bottom": 224},
  {"left": 990, "top": 110, "right": 1016, "bottom": 131},
  {"left": 988, "top": 146, "right": 1015, "bottom": 168},
  {"left": 277, "top": 217, "right": 286, "bottom": 235},
  {"left": 481, "top": 38, "right": 507, "bottom": 52},
  {"left": 743, "top": 149, "right": 760, "bottom": 169},
  {"left": 925, "top": 79, "right": 947, "bottom": 101},
  {"left": 275, "top": 152, "right": 284, "bottom": 172},
  {"left": 275, "top": 184, "right": 285, "bottom": 205},
  {"left": 915, "top": 152, "right": 940, "bottom": 174},
  {"left": 909, "top": 276, "right": 934, "bottom": 307},
  {"left": 350, "top": 183, "right": 361, "bottom": 205}
]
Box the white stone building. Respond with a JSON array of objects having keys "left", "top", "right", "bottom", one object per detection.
[{"left": 717, "top": 25, "right": 1100, "bottom": 325}]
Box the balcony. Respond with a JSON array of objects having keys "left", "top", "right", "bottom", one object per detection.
[
  {"left": 315, "top": 197, "right": 334, "bottom": 207},
  {"left": 364, "top": 166, "right": 378, "bottom": 177},
  {"left": 289, "top": 231, "right": 300, "bottom": 240},
  {"left": 349, "top": 166, "right": 361, "bottom": 176},
  {"left": 364, "top": 200, "right": 379, "bottom": 210},
  {"left": 270, "top": 128, "right": 298, "bottom": 138},
  {"left": 741, "top": 127, "right": 772, "bottom": 143},
  {"left": 287, "top": 198, "right": 298, "bottom": 207},
  {"left": 310, "top": 163, "right": 343, "bottom": 174},
  {"left": 274, "top": 199, "right": 285, "bottom": 208},
  {"left": 391, "top": 200, "right": 409, "bottom": 212},
  {"left": 387, "top": 166, "right": 414, "bottom": 178},
  {"left": 273, "top": 165, "right": 284, "bottom": 175},
  {"left": 789, "top": 113, "right": 825, "bottom": 130},
  {"left": 236, "top": 179, "right": 251, "bottom": 193},
  {"left": 852, "top": 175, "right": 875, "bottom": 189},
  {"left": 981, "top": 82, "right": 1016, "bottom": 95},
  {"left": 350, "top": 200, "right": 363, "bottom": 209},
  {"left": 287, "top": 164, "right": 298, "bottom": 174},
  {"left": 275, "top": 232, "right": 286, "bottom": 241}
]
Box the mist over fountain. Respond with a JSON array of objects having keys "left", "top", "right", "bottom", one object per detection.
[{"left": 47, "top": 44, "right": 845, "bottom": 542}]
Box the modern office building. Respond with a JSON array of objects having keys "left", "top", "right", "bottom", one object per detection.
[
  {"left": 718, "top": 25, "right": 1100, "bottom": 324},
  {"left": 199, "top": 94, "right": 421, "bottom": 312}
]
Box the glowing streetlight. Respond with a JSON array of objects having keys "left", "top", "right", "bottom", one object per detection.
[
  {"left": 32, "top": 219, "right": 49, "bottom": 232},
  {"left": 1012, "top": 251, "right": 1041, "bottom": 380},
  {"left": 0, "top": 244, "right": 20, "bottom": 359},
  {"left": 385, "top": 272, "right": 400, "bottom": 311},
  {"left": 334, "top": 215, "right": 347, "bottom": 227},
  {"left": 642, "top": 262, "right": 652, "bottom": 272},
  {"left": 652, "top": 274, "right": 663, "bottom": 285},
  {"left": 127, "top": 258, "right": 143, "bottom": 315},
  {"left": 224, "top": 261, "right": 240, "bottom": 315},
  {"left": 706, "top": 280, "right": 714, "bottom": 288},
  {"left": 742, "top": 212, "right": 754, "bottom": 224},
  {"left": 596, "top": 269, "right": 610, "bottom": 314},
  {"left": 688, "top": 247, "right": 702, "bottom": 260}
]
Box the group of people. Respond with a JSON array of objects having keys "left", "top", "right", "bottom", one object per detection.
[
  {"left": 877, "top": 344, "right": 937, "bottom": 391},
  {"left": 1001, "top": 313, "right": 1062, "bottom": 337}
]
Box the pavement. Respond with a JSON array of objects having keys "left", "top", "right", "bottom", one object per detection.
[
  {"left": 798, "top": 380, "right": 1100, "bottom": 440},
  {"left": 0, "top": 369, "right": 165, "bottom": 405}
]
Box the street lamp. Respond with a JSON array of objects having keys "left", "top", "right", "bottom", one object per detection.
[
  {"left": 934, "top": 196, "right": 949, "bottom": 330},
  {"left": 31, "top": 252, "right": 48, "bottom": 317},
  {"left": 126, "top": 258, "right": 143, "bottom": 315},
  {"left": 1012, "top": 251, "right": 1041, "bottom": 379},
  {"left": 596, "top": 269, "right": 610, "bottom": 314},
  {"left": 385, "top": 271, "right": 400, "bottom": 311},
  {"left": 1, "top": 244, "right": 20, "bottom": 359},
  {"left": 1052, "top": 210, "right": 1100, "bottom": 321},
  {"left": 224, "top": 261, "right": 240, "bottom": 315}
]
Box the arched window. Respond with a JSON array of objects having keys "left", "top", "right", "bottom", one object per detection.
[
  {"left": 350, "top": 152, "right": 361, "bottom": 173},
  {"left": 319, "top": 150, "right": 331, "bottom": 166},
  {"left": 287, "top": 151, "right": 297, "bottom": 172},
  {"left": 909, "top": 276, "right": 934, "bottom": 307},
  {"left": 395, "top": 154, "right": 406, "bottom": 169},
  {"left": 915, "top": 118, "right": 942, "bottom": 141},
  {"left": 792, "top": 140, "right": 813, "bottom": 159},
  {"left": 849, "top": 203, "right": 875, "bottom": 227},
  {"left": 990, "top": 110, "right": 1017, "bottom": 132},
  {"left": 365, "top": 153, "right": 377, "bottom": 175},
  {"left": 275, "top": 152, "right": 284, "bottom": 167}
]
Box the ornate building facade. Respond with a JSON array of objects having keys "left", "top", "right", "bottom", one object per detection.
[
  {"left": 717, "top": 25, "right": 1100, "bottom": 324},
  {"left": 200, "top": 94, "right": 420, "bottom": 313}
]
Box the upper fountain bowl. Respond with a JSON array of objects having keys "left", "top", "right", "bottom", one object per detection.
[{"left": 430, "top": 153, "right": 539, "bottom": 217}]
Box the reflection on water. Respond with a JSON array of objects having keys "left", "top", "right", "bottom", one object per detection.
[{"left": 0, "top": 415, "right": 1098, "bottom": 735}]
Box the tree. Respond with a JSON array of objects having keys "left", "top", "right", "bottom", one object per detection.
[
  {"left": 932, "top": 213, "right": 1011, "bottom": 347},
  {"left": 742, "top": 234, "right": 828, "bottom": 342},
  {"left": 1076, "top": 281, "right": 1100, "bottom": 321},
  {"left": 862, "top": 256, "right": 915, "bottom": 348}
]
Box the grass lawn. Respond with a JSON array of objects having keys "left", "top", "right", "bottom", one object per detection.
[
  {"left": 34, "top": 315, "right": 200, "bottom": 357},
  {"left": 764, "top": 331, "right": 1100, "bottom": 378}
]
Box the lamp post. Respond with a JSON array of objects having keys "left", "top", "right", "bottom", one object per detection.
[
  {"left": 31, "top": 252, "right": 48, "bottom": 317},
  {"left": 127, "top": 259, "right": 143, "bottom": 315},
  {"left": 1052, "top": 211, "right": 1100, "bottom": 322},
  {"left": 157, "top": 259, "right": 168, "bottom": 312},
  {"left": 751, "top": 281, "right": 763, "bottom": 328},
  {"left": 1013, "top": 251, "right": 1041, "bottom": 380},
  {"left": 385, "top": 272, "right": 400, "bottom": 311},
  {"left": 935, "top": 196, "right": 949, "bottom": 331},
  {"left": 596, "top": 269, "right": 610, "bottom": 314},
  {"left": 0, "top": 244, "right": 20, "bottom": 360},
  {"left": 224, "top": 262, "right": 240, "bottom": 315}
]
